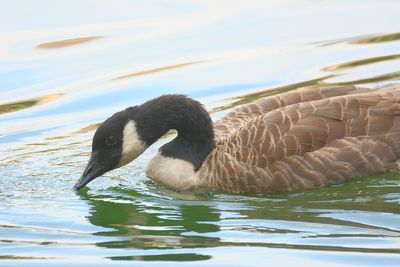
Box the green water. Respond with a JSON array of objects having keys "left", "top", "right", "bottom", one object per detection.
[{"left": 1, "top": 1, "right": 400, "bottom": 266}]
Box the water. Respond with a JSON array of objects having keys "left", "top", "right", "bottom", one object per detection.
[{"left": 1, "top": 1, "right": 400, "bottom": 266}]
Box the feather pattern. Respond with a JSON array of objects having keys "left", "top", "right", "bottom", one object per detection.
[{"left": 197, "top": 85, "right": 400, "bottom": 193}]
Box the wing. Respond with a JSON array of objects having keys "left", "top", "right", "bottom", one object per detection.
[
  {"left": 213, "top": 85, "right": 369, "bottom": 141},
  {"left": 200, "top": 85, "right": 400, "bottom": 193}
]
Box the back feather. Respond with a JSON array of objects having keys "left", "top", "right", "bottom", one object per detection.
[{"left": 199, "top": 85, "right": 400, "bottom": 193}]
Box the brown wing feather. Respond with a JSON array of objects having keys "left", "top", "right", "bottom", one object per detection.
[
  {"left": 213, "top": 86, "right": 369, "bottom": 141},
  {"left": 199, "top": 85, "right": 400, "bottom": 193}
]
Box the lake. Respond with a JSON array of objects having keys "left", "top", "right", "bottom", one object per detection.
[{"left": 1, "top": 1, "right": 400, "bottom": 266}]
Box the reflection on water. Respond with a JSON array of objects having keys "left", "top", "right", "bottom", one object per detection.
[
  {"left": 351, "top": 32, "right": 400, "bottom": 45},
  {"left": 322, "top": 54, "right": 400, "bottom": 71},
  {"left": 1, "top": 0, "right": 400, "bottom": 266},
  {"left": 112, "top": 61, "right": 202, "bottom": 81},
  {"left": 73, "top": 123, "right": 100, "bottom": 134},
  {"left": 0, "top": 93, "right": 62, "bottom": 115},
  {"left": 35, "top": 36, "right": 105, "bottom": 49},
  {"left": 73, "top": 173, "right": 400, "bottom": 262},
  {"left": 329, "top": 71, "right": 400, "bottom": 86}
]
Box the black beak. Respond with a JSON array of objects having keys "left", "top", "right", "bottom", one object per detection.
[{"left": 74, "top": 154, "right": 105, "bottom": 190}]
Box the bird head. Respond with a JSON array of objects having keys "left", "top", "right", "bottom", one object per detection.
[{"left": 74, "top": 109, "right": 147, "bottom": 190}]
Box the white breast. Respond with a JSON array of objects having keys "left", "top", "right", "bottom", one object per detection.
[{"left": 146, "top": 152, "right": 200, "bottom": 190}]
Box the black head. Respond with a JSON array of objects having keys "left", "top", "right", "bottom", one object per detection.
[{"left": 74, "top": 110, "right": 133, "bottom": 190}]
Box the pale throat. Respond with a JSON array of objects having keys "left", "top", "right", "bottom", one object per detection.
[
  {"left": 146, "top": 152, "right": 200, "bottom": 191},
  {"left": 118, "top": 119, "right": 201, "bottom": 190},
  {"left": 117, "top": 120, "right": 148, "bottom": 167}
]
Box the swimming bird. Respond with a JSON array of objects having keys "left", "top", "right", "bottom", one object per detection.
[{"left": 74, "top": 85, "right": 400, "bottom": 193}]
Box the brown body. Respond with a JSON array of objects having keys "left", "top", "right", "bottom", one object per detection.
[{"left": 197, "top": 85, "right": 400, "bottom": 193}]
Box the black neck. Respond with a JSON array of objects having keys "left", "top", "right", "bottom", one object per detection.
[{"left": 128, "top": 95, "right": 215, "bottom": 170}]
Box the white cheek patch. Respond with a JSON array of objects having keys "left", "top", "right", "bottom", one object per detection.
[{"left": 118, "top": 120, "right": 148, "bottom": 167}]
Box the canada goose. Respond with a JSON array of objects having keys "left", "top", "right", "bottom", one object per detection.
[{"left": 74, "top": 85, "right": 400, "bottom": 193}]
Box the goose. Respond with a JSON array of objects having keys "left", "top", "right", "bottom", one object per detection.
[{"left": 74, "top": 85, "right": 400, "bottom": 193}]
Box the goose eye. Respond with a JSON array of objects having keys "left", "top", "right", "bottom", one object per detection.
[{"left": 105, "top": 136, "right": 117, "bottom": 146}]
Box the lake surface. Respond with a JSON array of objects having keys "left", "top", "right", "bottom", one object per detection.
[{"left": 1, "top": 1, "right": 400, "bottom": 266}]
